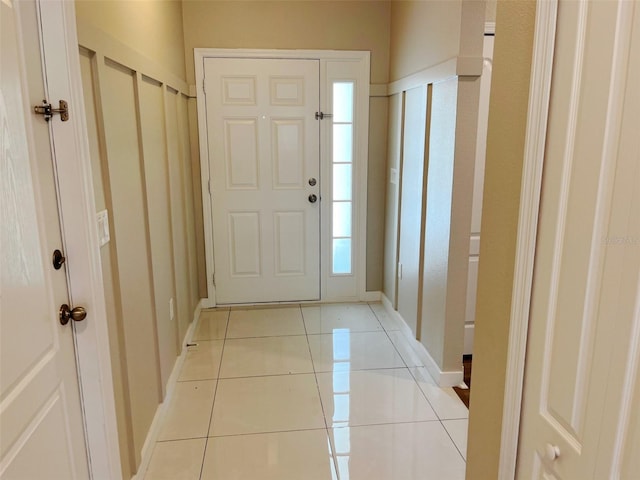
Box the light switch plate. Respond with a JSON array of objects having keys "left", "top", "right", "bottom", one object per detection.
[{"left": 97, "top": 210, "right": 110, "bottom": 247}]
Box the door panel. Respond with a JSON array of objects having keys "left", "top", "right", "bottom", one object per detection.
[
  {"left": 0, "top": 0, "right": 89, "bottom": 477},
  {"left": 517, "top": 0, "right": 640, "bottom": 477},
  {"left": 205, "top": 58, "right": 320, "bottom": 304}
]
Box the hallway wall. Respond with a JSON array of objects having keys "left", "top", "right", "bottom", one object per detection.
[
  {"left": 465, "top": 1, "right": 537, "bottom": 478},
  {"left": 75, "top": 3, "right": 199, "bottom": 477},
  {"left": 382, "top": 0, "right": 485, "bottom": 377}
]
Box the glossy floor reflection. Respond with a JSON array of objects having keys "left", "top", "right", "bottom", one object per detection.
[{"left": 144, "top": 303, "right": 468, "bottom": 480}]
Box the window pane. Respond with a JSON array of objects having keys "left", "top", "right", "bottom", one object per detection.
[
  {"left": 333, "top": 164, "right": 352, "bottom": 201},
  {"left": 332, "top": 124, "right": 353, "bottom": 163},
  {"left": 333, "top": 82, "right": 354, "bottom": 122},
  {"left": 333, "top": 202, "right": 352, "bottom": 237},
  {"left": 333, "top": 238, "right": 352, "bottom": 274}
]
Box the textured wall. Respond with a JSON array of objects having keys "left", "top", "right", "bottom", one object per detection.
[
  {"left": 465, "top": 1, "right": 536, "bottom": 478},
  {"left": 75, "top": 0, "right": 187, "bottom": 81}
]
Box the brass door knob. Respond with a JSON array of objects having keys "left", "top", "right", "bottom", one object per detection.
[{"left": 59, "top": 304, "right": 87, "bottom": 326}]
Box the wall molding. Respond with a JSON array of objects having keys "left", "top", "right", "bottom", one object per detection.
[
  {"left": 76, "top": 21, "right": 189, "bottom": 96},
  {"left": 382, "top": 294, "right": 463, "bottom": 387},
  {"left": 498, "top": 0, "right": 559, "bottom": 478},
  {"left": 360, "top": 290, "right": 382, "bottom": 302},
  {"left": 386, "top": 56, "right": 482, "bottom": 96}
]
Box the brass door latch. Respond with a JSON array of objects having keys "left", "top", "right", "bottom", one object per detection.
[{"left": 34, "top": 100, "right": 69, "bottom": 122}]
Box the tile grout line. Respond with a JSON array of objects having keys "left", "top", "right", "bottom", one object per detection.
[
  {"left": 299, "top": 304, "right": 341, "bottom": 480},
  {"left": 440, "top": 418, "right": 468, "bottom": 463},
  {"left": 369, "top": 303, "right": 468, "bottom": 463},
  {"left": 198, "top": 308, "right": 232, "bottom": 480}
]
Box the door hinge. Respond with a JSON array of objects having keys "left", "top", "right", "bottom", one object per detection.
[
  {"left": 202, "top": 78, "right": 206, "bottom": 95},
  {"left": 34, "top": 100, "right": 69, "bottom": 122},
  {"left": 315, "top": 112, "right": 333, "bottom": 121},
  {"left": 212, "top": 273, "right": 216, "bottom": 286},
  {"left": 208, "top": 180, "right": 211, "bottom": 195}
]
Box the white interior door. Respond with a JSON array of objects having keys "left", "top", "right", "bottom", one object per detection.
[
  {"left": 0, "top": 0, "right": 89, "bottom": 478},
  {"left": 517, "top": 0, "right": 640, "bottom": 477},
  {"left": 204, "top": 58, "right": 320, "bottom": 304}
]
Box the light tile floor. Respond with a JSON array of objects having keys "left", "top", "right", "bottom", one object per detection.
[{"left": 144, "top": 303, "right": 468, "bottom": 480}]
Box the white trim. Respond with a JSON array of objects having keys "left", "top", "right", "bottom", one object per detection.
[
  {"left": 39, "top": 1, "right": 122, "bottom": 477},
  {"left": 485, "top": 21, "right": 496, "bottom": 35},
  {"left": 76, "top": 20, "right": 188, "bottom": 95},
  {"left": 387, "top": 56, "right": 482, "bottom": 96},
  {"left": 194, "top": 48, "right": 370, "bottom": 306},
  {"left": 360, "top": 291, "right": 382, "bottom": 302},
  {"left": 132, "top": 300, "right": 203, "bottom": 480},
  {"left": 381, "top": 294, "right": 463, "bottom": 387},
  {"left": 498, "top": 0, "right": 558, "bottom": 478}
]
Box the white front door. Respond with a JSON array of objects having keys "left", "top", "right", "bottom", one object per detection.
[
  {"left": 0, "top": 0, "right": 90, "bottom": 478},
  {"left": 517, "top": 0, "right": 640, "bottom": 477},
  {"left": 204, "top": 58, "right": 320, "bottom": 304}
]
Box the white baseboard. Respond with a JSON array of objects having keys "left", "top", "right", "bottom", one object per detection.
[
  {"left": 464, "top": 323, "right": 475, "bottom": 355},
  {"left": 200, "top": 297, "right": 216, "bottom": 309},
  {"left": 360, "top": 290, "right": 382, "bottom": 302},
  {"left": 381, "top": 294, "right": 464, "bottom": 388},
  {"left": 132, "top": 300, "right": 204, "bottom": 480}
]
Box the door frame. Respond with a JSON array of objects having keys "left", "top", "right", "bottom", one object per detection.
[
  {"left": 28, "top": 0, "right": 122, "bottom": 477},
  {"left": 498, "top": 0, "right": 559, "bottom": 478},
  {"left": 194, "top": 48, "right": 370, "bottom": 307}
]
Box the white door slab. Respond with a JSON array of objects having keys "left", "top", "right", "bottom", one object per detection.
[
  {"left": 204, "top": 58, "right": 320, "bottom": 304},
  {"left": 517, "top": 0, "right": 640, "bottom": 477},
  {"left": 0, "top": 0, "right": 89, "bottom": 477}
]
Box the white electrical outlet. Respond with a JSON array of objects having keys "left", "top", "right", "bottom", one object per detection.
[{"left": 169, "top": 298, "right": 175, "bottom": 321}]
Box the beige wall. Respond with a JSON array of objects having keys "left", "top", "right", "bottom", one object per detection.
[
  {"left": 75, "top": 0, "right": 187, "bottom": 81},
  {"left": 75, "top": 3, "right": 200, "bottom": 476},
  {"left": 486, "top": 0, "right": 497, "bottom": 22},
  {"left": 389, "top": 0, "right": 462, "bottom": 82},
  {"left": 181, "top": 1, "right": 391, "bottom": 85},
  {"left": 466, "top": 1, "right": 536, "bottom": 478},
  {"left": 383, "top": 93, "right": 403, "bottom": 306}
]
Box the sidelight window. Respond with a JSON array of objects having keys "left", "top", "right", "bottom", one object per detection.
[{"left": 331, "top": 82, "right": 354, "bottom": 275}]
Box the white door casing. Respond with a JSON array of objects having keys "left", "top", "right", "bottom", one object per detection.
[
  {"left": 1, "top": 0, "right": 121, "bottom": 478},
  {"left": 195, "top": 49, "right": 370, "bottom": 306},
  {"left": 204, "top": 58, "right": 320, "bottom": 304},
  {"left": 516, "top": 0, "right": 640, "bottom": 477}
]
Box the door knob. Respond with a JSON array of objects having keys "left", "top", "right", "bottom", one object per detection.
[
  {"left": 544, "top": 443, "right": 560, "bottom": 461},
  {"left": 308, "top": 194, "right": 318, "bottom": 203},
  {"left": 59, "top": 304, "right": 87, "bottom": 326},
  {"left": 308, "top": 177, "right": 317, "bottom": 186}
]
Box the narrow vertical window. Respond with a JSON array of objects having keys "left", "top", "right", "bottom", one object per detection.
[{"left": 331, "top": 82, "right": 354, "bottom": 275}]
